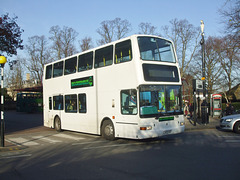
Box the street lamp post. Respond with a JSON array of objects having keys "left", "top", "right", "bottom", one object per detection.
[
  {"left": 0, "top": 56, "right": 7, "bottom": 147},
  {"left": 200, "top": 20, "right": 208, "bottom": 124}
]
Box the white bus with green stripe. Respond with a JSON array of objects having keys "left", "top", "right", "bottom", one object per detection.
[{"left": 43, "top": 34, "right": 185, "bottom": 140}]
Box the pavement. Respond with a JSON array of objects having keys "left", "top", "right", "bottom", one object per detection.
[
  {"left": 0, "top": 140, "right": 27, "bottom": 152},
  {"left": 0, "top": 113, "right": 221, "bottom": 152},
  {"left": 184, "top": 115, "right": 220, "bottom": 131}
]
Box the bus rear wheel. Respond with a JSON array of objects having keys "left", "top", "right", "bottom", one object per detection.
[
  {"left": 102, "top": 120, "right": 115, "bottom": 140},
  {"left": 55, "top": 116, "right": 62, "bottom": 132}
]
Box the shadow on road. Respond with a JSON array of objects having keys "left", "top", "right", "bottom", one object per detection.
[{"left": 4, "top": 110, "right": 43, "bottom": 134}]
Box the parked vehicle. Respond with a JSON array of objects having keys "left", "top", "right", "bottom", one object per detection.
[{"left": 220, "top": 114, "right": 240, "bottom": 133}]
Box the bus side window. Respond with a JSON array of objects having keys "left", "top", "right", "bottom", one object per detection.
[
  {"left": 115, "top": 40, "right": 132, "bottom": 64},
  {"left": 78, "top": 94, "right": 87, "bottom": 113},
  {"left": 95, "top": 45, "right": 113, "bottom": 68},
  {"left": 121, "top": 89, "right": 137, "bottom": 115},
  {"left": 49, "top": 97, "right": 52, "bottom": 110},
  {"left": 65, "top": 94, "right": 77, "bottom": 113},
  {"left": 46, "top": 65, "right": 52, "bottom": 79},
  {"left": 78, "top": 52, "right": 93, "bottom": 72},
  {"left": 64, "top": 56, "right": 77, "bottom": 75},
  {"left": 53, "top": 95, "right": 63, "bottom": 110},
  {"left": 53, "top": 61, "right": 63, "bottom": 78}
]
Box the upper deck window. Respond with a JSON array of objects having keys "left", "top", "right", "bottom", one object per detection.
[
  {"left": 115, "top": 40, "right": 132, "bottom": 64},
  {"left": 78, "top": 51, "right": 93, "bottom": 72},
  {"left": 45, "top": 65, "right": 52, "bottom": 79},
  {"left": 138, "top": 37, "right": 176, "bottom": 63},
  {"left": 64, "top": 56, "right": 77, "bottom": 75},
  {"left": 53, "top": 61, "right": 63, "bottom": 78},
  {"left": 95, "top": 45, "right": 113, "bottom": 68}
]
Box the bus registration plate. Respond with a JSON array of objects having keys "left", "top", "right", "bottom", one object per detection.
[{"left": 163, "top": 130, "right": 172, "bottom": 135}]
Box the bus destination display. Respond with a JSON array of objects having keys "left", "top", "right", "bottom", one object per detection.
[{"left": 71, "top": 76, "right": 94, "bottom": 89}]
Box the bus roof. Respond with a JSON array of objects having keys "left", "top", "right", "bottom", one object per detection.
[{"left": 44, "top": 34, "right": 173, "bottom": 66}]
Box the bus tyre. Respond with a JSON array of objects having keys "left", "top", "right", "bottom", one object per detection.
[
  {"left": 55, "top": 116, "right": 62, "bottom": 132},
  {"left": 233, "top": 121, "right": 240, "bottom": 134},
  {"left": 102, "top": 120, "right": 115, "bottom": 140}
]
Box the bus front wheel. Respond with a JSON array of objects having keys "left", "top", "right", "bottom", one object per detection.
[
  {"left": 102, "top": 120, "right": 115, "bottom": 140},
  {"left": 54, "top": 116, "right": 62, "bottom": 132}
]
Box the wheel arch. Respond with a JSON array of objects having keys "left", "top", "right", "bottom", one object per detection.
[
  {"left": 54, "top": 115, "right": 61, "bottom": 129},
  {"left": 100, "top": 117, "right": 113, "bottom": 136}
]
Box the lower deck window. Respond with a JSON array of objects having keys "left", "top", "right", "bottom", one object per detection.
[
  {"left": 78, "top": 94, "right": 87, "bottom": 113},
  {"left": 50, "top": 94, "right": 87, "bottom": 114},
  {"left": 121, "top": 89, "right": 137, "bottom": 115},
  {"left": 49, "top": 97, "right": 52, "bottom": 110},
  {"left": 53, "top": 95, "right": 63, "bottom": 110},
  {"left": 65, "top": 94, "right": 77, "bottom": 113}
]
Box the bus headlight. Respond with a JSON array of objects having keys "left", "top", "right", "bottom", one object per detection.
[
  {"left": 180, "top": 122, "right": 185, "bottom": 126},
  {"left": 140, "top": 126, "right": 152, "bottom": 130}
]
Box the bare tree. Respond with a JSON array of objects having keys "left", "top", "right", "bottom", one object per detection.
[
  {"left": 219, "top": 35, "right": 239, "bottom": 91},
  {"left": 220, "top": 0, "right": 240, "bottom": 71},
  {"left": 191, "top": 34, "right": 239, "bottom": 97},
  {"left": 188, "top": 36, "right": 223, "bottom": 95},
  {"left": 162, "top": 18, "right": 201, "bottom": 77},
  {"left": 219, "top": 0, "right": 240, "bottom": 42},
  {"left": 162, "top": 19, "right": 180, "bottom": 55},
  {"left": 49, "top": 25, "right": 78, "bottom": 59},
  {"left": 24, "top": 35, "right": 51, "bottom": 83},
  {"left": 96, "top": 18, "right": 132, "bottom": 45},
  {"left": 5, "top": 60, "right": 24, "bottom": 99},
  {"left": 114, "top": 18, "right": 132, "bottom": 40},
  {"left": 205, "top": 37, "right": 224, "bottom": 94},
  {"left": 138, "top": 22, "right": 157, "bottom": 35},
  {"left": 79, "top": 36, "right": 93, "bottom": 52}
]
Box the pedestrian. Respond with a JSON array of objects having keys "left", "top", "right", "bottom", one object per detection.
[
  {"left": 184, "top": 103, "right": 189, "bottom": 116},
  {"left": 189, "top": 103, "right": 194, "bottom": 118},
  {"left": 225, "top": 103, "right": 234, "bottom": 116}
]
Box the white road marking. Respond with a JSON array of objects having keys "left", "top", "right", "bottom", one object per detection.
[
  {"left": 0, "top": 154, "right": 32, "bottom": 159},
  {"left": 218, "top": 136, "right": 240, "bottom": 138},
  {"left": 82, "top": 143, "right": 143, "bottom": 150},
  {"left": 7, "top": 137, "right": 39, "bottom": 146},
  {"left": 217, "top": 135, "right": 240, "bottom": 144},
  {"left": 225, "top": 140, "right": 240, "bottom": 143},
  {"left": 53, "top": 133, "right": 85, "bottom": 140},
  {"left": 32, "top": 136, "right": 62, "bottom": 143},
  {"left": 72, "top": 141, "right": 106, "bottom": 146},
  {"left": 6, "top": 133, "right": 85, "bottom": 147}
]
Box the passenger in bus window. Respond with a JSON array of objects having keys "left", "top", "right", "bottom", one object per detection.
[
  {"left": 67, "top": 101, "right": 77, "bottom": 112},
  {"left": 58, "top": 103, "right": 62, "bottom": 110}
]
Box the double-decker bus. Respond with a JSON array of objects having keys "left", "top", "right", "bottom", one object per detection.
[{"left": 43, "top": 35, "right": 184, "bottom": 140}]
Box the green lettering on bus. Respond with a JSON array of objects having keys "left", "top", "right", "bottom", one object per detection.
[
  {"left": 159, "top": 116, "right": 174, "bottom": 121},
  {"left": 71, "top": 76, "right": 94, "bottom": 89}
]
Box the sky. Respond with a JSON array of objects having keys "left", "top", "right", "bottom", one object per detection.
[{"left": 1, "top": 0, "right": 227, "bottom": 59}]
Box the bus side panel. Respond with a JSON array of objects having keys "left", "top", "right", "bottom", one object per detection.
[
  {"left": 114, "top": 119, "right": 139, "bottom": 139},
  {"left": 43, "top": 79, "right": 61, "bottom": 128},
  {"left": 60, "top": 87, "right": 98, "bottom": 134},
  {"left": 96, "top": 61, "right": 140, "bottom": 137},
  {"left": 43, "top": 80, "right": 52, "bottom": 128}
]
